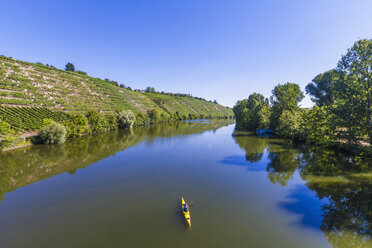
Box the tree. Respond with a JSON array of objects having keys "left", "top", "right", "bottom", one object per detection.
[
  {"left": 306, "top": 69, "right": 338, "bottom": 107},
  {"left": 233, "top": 99, "right": 249, "bottom": 129},
  {"left": 301, "top": 106, "right": 336, "bottom": 146},
  {"left": 65, "top": 62, "right": 75, "bottom": 72},
  {"left": 270, "top": 83, "right": 304, "bottom": 129},
  {"left": 277, "top": 109, "right": 303, "bottom": 139},
  {"left": 145, "top": 86, "right": 156, "bottom": 93},
  {"left": 233, "top": 94, "right": 271, "bottom": 131},
  {"left": 39, "top": 122, "right": 67, "bottom": 144},
  {"left": 116, "top": 110, "right": 136, "bottom": 129},
  {"left": 336, "top": 39, "right": 372, "bottom": 144}
]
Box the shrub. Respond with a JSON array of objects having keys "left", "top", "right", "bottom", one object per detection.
[
  {"left": 147, "top": 109, "right": 161, "bottom": 123},
  {"left": 64, "top": 114, "right": 89, "bottom": 137},
  {"left": 86, "top": 111, "right": 107, "bottom": 133},
  {"left": 135, "top": 112, "right": 149, "bottom": 126},
  {"left": 39, "top": 122, "right": 67, "bottom": 144},
  {"left": 116, "top": 110, "right": 136, "bottom": 129},
  {"left": 0, "top": 120, "right": 15, "bottom": 149},
  {"left": 105, "top": 114, "right": 118, "bottom": 130}
]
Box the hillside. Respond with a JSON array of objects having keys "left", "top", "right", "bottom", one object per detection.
[{"left": 0, "top": 56, "right": 232, "bottom": 131}]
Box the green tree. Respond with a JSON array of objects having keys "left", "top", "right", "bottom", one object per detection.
[
  {"left": 301, "top": 106, "right": 335, "bottom": 146},
  {"left": 306, "top": 69, "right": 338, "bottom": 107},
  {"left": 270, "top": 83, "right": 304, "bottom": 129},
  {"left": 145, "top": 86, "right": 156, "bottom": 93},
  {"left": 65, "top": 62, "right": 75, "bottom": 72},
  {"left": 277, "top": 109, "right": 303, "bottom": 139},
  {"left": 233, "top": 93, "right": 270, "bottom": 130},
  {"left": 233, "top": 99, "right": 249, "bottom": 129},
  {"left": 336, "top": 39, "right": 372, "bottom": 144},
  {"left": 39, "top": 122, "right": 67, "bottom": 144},
  {"left": 116, "top": 110, "right": 136, "bottom": 129}
]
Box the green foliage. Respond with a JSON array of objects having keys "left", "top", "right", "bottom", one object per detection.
[
  {"left": 147, "top": 108, "right": 161, "bottom": 124},
  {"left": 336, "top": 39, "right": 372, "bottom": 144},
  {"left": 39, "top": 122, "right": 67, "bottom": 144},
  {"left": 116, "top": 110, "right": 136, "bottom": 129},
  {"left": 43, "top": 118, "right": 54, "bottom": 126},
  {"left": 301, "top": 106, "right": 336, "bottom": 146},
  {"left": 270, "top": 83, "right": 304, "bottom": 129},
  {"left": 0, "top": 120, "right": 15, "bottom": 149},
  {"left": 233, "top": 40, "right": 372, "bottom": 155},
  {"left": 86, "top": 111, "right": 107, "bottom": 133},
  {"left": 0, "top": 106, "right": 69, "bottom": 131},
  {"left": 233, "top": 93, "right": 271, "bottom": 130},
  {"left": 65, "top": 62, "right": 75, "bottom": 72},
  {"left": 64, "top": 114, "right": 89, "bottom": 137},
  {"left": 145, "top": 86, "right": 156, "bottom": 93},
  {"left": 105, "top": 114, "right": 118, "bottom": 131},
  {"left": 276, "top": 109, "right": 303, "bottom": 139},
  {"left": 306, "top": 70, "right": 338, "bottom": 107}
]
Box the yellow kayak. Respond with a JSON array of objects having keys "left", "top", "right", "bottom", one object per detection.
[{"left": 181, "top": 197, "right": 191, "bottom": 227}]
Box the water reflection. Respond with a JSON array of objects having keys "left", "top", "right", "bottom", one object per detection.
[
  {"left": 0, "top": 121, "right": 232, "bottom": 203},
  {"left": 232, "top": 132, "right": 372, "bottom": 248}
]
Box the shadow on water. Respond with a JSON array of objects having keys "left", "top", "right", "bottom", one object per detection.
[
  {"left": 231, "top": 130, "right": 372, "bottom": 247},
  {"left": 220, "top": 155, "right": 267, "bottom": 171},
  {"left": 277, "top": 184, "right": 323, "bottom": 230}
]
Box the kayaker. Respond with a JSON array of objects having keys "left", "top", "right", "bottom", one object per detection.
[{"left": 183, "top": 204, "right": 189, "bottom": 212}]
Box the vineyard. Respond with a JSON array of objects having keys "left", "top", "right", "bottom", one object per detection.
[
  {"left": 0, "top": 55, "right": 233, "bottom": 132},
  {"left": 0, "top": 106, "right": 69, "bottom": 131}
]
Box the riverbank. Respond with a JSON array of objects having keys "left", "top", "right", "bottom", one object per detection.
[{"left": 1, "top": 115, "right": 234, "bottom": 152}]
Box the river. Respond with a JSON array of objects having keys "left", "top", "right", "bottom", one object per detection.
[{"left": 0, "top": 121, "right": 371, "bottom": 248}]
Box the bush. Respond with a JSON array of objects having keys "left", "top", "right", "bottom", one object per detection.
[
  {"left": 147, "top": 109, "right": 161, "bottom": 124},
  {"left": 39, "top": 122, "right": 67, "bottom": 144},
  {"left": 0, "top": 120, "right": 15, "bottom": 149},
  {"left": 116, "top": 110, "right": 136, "bottom": 129},
  {"left": 64, "top": 114, "right": 89, "bottom": 137},
  {"left": 105, "top": 114, "right": 118, "bottom": 130}
]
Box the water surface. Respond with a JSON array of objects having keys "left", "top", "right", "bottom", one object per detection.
[{"left": 0, "top": 122, "right": 371, "bottom": 248}]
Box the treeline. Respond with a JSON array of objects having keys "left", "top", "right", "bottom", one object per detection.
[
  {"left": 233, "top": 39, "right": 371, "bottom": 155},
  {"left": 0, "top": 108, "right": 231, "bottom": 149},
  {"left": 141, "top": 86, "right": 218, "bottom": 103}
]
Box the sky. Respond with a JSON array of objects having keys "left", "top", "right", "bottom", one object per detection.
[{"left": 1, "top": 0, "right": 372, "bottom": 107}]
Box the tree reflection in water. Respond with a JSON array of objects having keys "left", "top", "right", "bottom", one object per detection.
[
  {"left": 0, "top": 121, "right": 232, "bottom": 203},
  {"left": 233, "top": 132, "right": 372, "bottom": 248}
]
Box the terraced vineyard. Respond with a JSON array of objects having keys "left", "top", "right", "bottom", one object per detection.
[
  {"left": 0, "top": 56, "right": 233, "bottom": 131},
  {"left": 0, "top": 106, "right": 69, "bottom": 131}
]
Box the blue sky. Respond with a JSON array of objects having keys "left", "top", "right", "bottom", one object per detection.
[{"left": 1, "top": 0, "right": 372, "bottom": 107}]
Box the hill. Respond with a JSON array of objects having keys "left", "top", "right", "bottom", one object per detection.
[{"left": 0, "top": 56, "right": 232, "bottom": 131}]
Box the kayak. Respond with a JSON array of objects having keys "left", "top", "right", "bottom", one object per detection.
[{"left": 181, "top": 197, "right": 191, "bottom": 227}]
